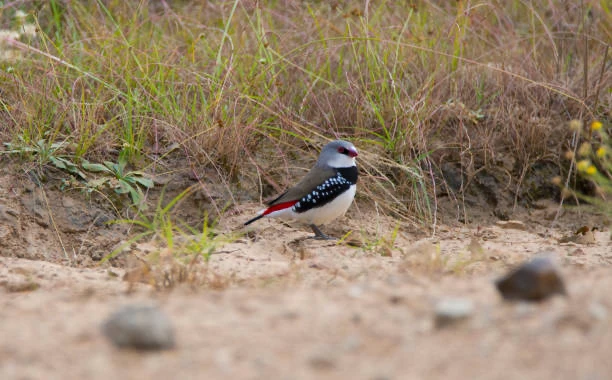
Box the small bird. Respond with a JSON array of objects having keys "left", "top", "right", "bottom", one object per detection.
[{"left": 245, "top": 140, "right": 359, "bottom": 239}]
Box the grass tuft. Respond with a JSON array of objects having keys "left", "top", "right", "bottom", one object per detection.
[{"left": 0, "top": 1, "right": 610, "bottom": 231}]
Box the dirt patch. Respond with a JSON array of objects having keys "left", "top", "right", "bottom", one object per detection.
[
  {"left": 0, "top": 167, "right": 123, "bottom": 263},
  {"left": 0, "top": 167, "right": 611, "bottom": 379}
]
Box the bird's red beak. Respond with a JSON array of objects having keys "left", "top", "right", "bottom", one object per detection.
[{"left": 348, "top": 148, "right": 358, "bottom": 158}]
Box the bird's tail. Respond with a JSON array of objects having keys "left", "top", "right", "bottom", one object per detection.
[
  {"left": 245, "top": 200, "right": 297, "bottom": 226},
  {"left": 244, "top": 214, "right": 264, "bottom": 226}
]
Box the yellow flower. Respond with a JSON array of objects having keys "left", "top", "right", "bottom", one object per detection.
[
  {"left": 586, "top": 165, "right": 597, "bottom": 175},
  {"left": 596, "top": 147, "right": 607, "bottom": 158},
  {"left": 590, "top": 121, "right": 603, "bottom": 131},
  {"left": 576, "top": 160, "right": 590, "bottom": 172}
]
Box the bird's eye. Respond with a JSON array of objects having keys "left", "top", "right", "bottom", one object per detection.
[{"left": 338, "top": 147, "right": 349, "bottom": 155}]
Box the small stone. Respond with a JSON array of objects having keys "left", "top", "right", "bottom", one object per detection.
[
  {"left": 101, "top": 304, "right": 175, "bottom": 350},
  {"left": 370, "top": 376, "right": 392, "bottom": 380},
  {"left": 280, "top": 309, "right": 300, "bottom": 320},
  {"left": 495, "top": 257, "right": 566, "bottom": 302},
  {"left": 308, "top": 353, "right": 336, "bottom": 370},
  {"left": 93, "top": 213, "right": 112, "bottom": 227},
  {"left": 341, "top": 334, "right": 361, "bottom": 352},
  {"left": 495, "top": 220, "right": 527, "bottom": 231},
  {"left": 61, "top": 196, "right": 78, "bottom": 208},
  {"left": 348, "top": 285, "right": 364, "bottom": 298},
  {"left": 589, "top": 302, "right": 608, "bottom": 321},
  {"left": 434, "top": 298, "right": 474, "bottom": 328}
]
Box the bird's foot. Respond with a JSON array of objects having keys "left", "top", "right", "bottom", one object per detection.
[{"left": 309, "top": 224, "right": 337, "bottom": 240}]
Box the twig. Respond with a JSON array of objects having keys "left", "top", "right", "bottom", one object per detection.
[
  {"left": 210, "top": 249, "right": 241, "bottom": 255},
  {"left": 550, "top": 131, "right": 579, "bottom": 231},
  {"left": 426, "top": 157, "right": 438, "bottom": 237},
  {"left": 38, "top": 184, "right": 71, "bottom": 263},
  {"left": 581, "top": 0, "right": 588, "bottom": 102}
]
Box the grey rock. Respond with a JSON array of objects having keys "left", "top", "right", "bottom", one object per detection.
[
  {"left": 20, "top": 191, "right": 49, "bottom": 227},
  {"left": 308, "top": 353, "right": 336, "bottom": 370},
  {"left": 495, "top": 256, "right": 566, "bottom": 302},
  {"left": 101, "top": 304, "right": 175, "bottom": 350},
  {"left": 589, "top": 302, "right": 608, "bottom": 321},
  {"left": 341, "top": 334, "right": 362, "bottom": 352},
  {"left": 435, "top": 298, "right": 474, "bottom": 328},
  {"left": 93, "top": 212, "right": 112, "bottom": 227},
  {"left": 58, "top": 196, "right": 95, "bottom": 232},
  {"left": 440, "top": 162, "right": 464, "bottom": 192}
]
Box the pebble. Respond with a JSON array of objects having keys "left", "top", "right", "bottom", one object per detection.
[
  {"left": 101, "top": 304, "right": 175, "bottom": 350},
  {"left": 495, "top": 257, "right": 566, "bottom": 301},
  {"left": 434, "top": 298, "right": 474, "bottom": 328},
  {"left": 589, "top": 302, "right": 608, "bottom": 321},
  {"left": 347, "top": 284, "right": 364, "bottom": 298},
  {"left": 308, "top": 353, "right": 336, "bottom": 370},
  {"left": 341, "top": 334, "right": 362, "bottom": 352}
]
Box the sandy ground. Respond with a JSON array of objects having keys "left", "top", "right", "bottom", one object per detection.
[{"left": 1, "top": 198, "right": 611, "bottom": 380}]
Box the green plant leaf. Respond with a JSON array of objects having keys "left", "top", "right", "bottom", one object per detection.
[
  {"left": 117, "top": 157, "right": 127, "bottom": 173},
  {"left": 49, "top": 156, "right": 67, "bottom": 169},
  {"left": 131, "top": 176, "right": 154, "bottom": 188},
  {"left": 82, "top": 160, "right": 112, "bottom": 173},
  {"left": 51, "top": 157, "right": 88, "bottom": 180},
  {"left": 115, "top": 180, "right": 132, "bottom": 195},
  {"left": 126, "top": 184, "right": 143, "bottom": 205},
  {"left": 2, "top": 142, "right": 36, "bottom": 154},
  {"left": 50, "top": 142, "right": 65, "bottom": 150}
]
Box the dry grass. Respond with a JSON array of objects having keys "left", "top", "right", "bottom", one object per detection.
[{"left": 0, "top": 0, "right": 610, "bottom": 229}]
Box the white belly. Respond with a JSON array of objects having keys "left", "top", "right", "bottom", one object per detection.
[{"left": 281, "top": 184, "right": 356, "bottom": 225}]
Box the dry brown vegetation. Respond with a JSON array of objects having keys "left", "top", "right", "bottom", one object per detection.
[
  {"left": 0, "top": 0, "right": 609, "bottom": 226},
  {"left": 0, "top": 1, "right": 611, "bottom": 379}
]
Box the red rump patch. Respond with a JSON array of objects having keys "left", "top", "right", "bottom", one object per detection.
[{"left": 263, "top": 201, "right": 298, "bottom": 215}]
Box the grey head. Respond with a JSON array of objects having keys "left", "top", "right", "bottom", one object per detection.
[{"left": 315, "top": 140, "right": 358, "bottom": 169}]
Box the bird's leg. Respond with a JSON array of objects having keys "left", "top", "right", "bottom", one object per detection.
[{"left": 309, "top": 224, "right": 336, "bottom": 240}]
